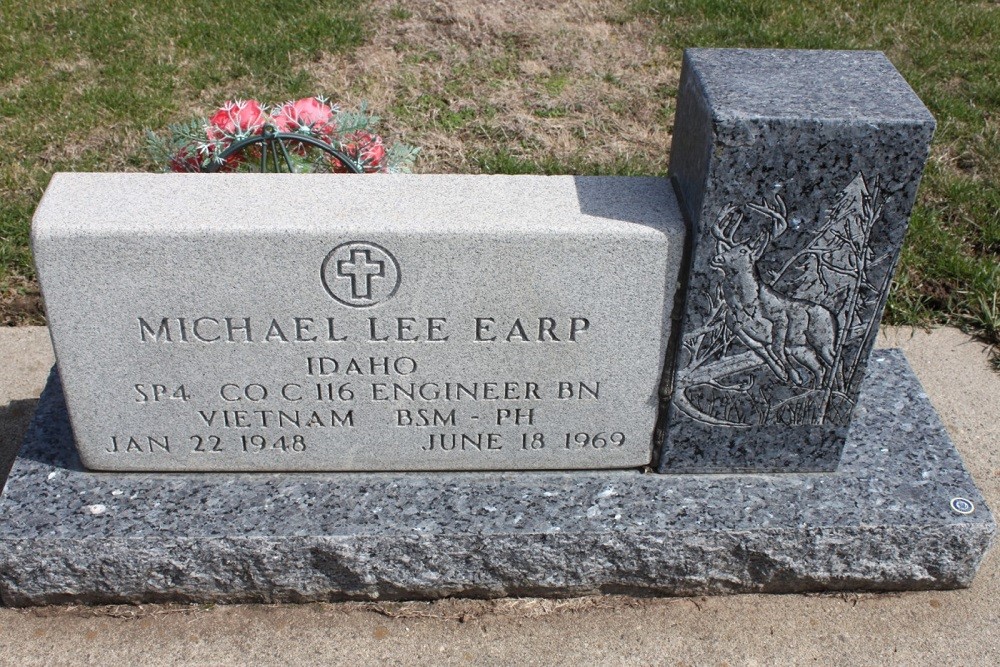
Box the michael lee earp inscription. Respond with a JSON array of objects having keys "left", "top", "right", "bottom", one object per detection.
[{"left": 32, "top": 173, "right": 686, "bottom": 471}]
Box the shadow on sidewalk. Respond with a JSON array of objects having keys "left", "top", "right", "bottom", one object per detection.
[{"left": 0, "top": 397, "right": 38, "bottom": 489}]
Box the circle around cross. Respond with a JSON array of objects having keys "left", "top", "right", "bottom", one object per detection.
[{"left": 321, "top": 241, "right": 401, "bottom": 307}]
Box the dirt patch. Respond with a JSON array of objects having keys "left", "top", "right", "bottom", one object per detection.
[
  {"left": 19, "top": 594, "right": 679, "bottom": 623},
  {"left": 303, "top": 0, "right": 677, "bottom": 173},
  {"left": 1, "top": 276, "right": 45, "bottom": 327}
]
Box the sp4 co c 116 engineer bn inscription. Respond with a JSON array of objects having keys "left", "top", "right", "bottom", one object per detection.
[{"left": 676, "top": 173, "right": 894, "bottom": 428}]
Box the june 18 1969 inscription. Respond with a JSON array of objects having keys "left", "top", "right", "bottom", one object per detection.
[{"left": 32, "top": 173, "right": 686, "bottom": 471}]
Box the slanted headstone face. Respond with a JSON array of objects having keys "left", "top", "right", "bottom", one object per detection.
[
  {"left": 659, "top": 49, "right": 935, "bottom": 473},
  {"left": 32, "top": 173, "right": 685, "bottom": 472}
]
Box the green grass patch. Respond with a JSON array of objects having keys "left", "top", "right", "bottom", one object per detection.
[
  {"left": 0, "top": 0, "right": 365, "bottom": 290},
  {"left": 389, "top": 5, "right": 413, "bottom": 21},
  {"left": 391, "top": 94, "right": 482, "bottom": 131},
  {"left": 533, "top": 106, "right": 571, "bottom": 119},
  {"left": 543, "top": 72, "right": 572, "bottom": 96}
]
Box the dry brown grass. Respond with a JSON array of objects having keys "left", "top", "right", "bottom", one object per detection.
[{"left": 300, "top": 0, "right": 677, "bottom": 173}]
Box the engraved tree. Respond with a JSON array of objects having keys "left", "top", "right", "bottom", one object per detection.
[{"left": 772, "top": 172, "right": 889, "bottom": 418}]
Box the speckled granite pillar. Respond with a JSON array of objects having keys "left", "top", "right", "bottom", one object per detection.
[{"left": 659, "top": 49, "right": 935, "bottom": 473}]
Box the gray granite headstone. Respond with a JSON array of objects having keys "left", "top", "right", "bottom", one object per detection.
[
  {"left": 32, "top": 173, "right": 685, "bottom": 472},
  {"left": 659, "top": 49, "right": 936, "bottom": 473},
  {"left": 7, "top": 48, "right": 993, "bottom": 606}
]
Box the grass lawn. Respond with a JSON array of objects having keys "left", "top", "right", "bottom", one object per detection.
[{"left": 1, "top": 0, "right": 997, "bottom": 363}]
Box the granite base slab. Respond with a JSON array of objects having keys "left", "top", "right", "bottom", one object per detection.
[{"left": 0, "top": 350, "right": 993, "bottom": 606}]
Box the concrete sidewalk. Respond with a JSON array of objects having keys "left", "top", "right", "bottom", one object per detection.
[{"left": 0, "top": 326, "right": 997, "bottom": 666}]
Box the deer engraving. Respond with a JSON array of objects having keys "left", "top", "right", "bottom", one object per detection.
[{"left": 709, "top": 196, "right": 838, "bottom": 387}]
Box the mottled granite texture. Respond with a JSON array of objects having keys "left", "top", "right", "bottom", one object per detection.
[
  {"left": 659, "top": 49, "right": 936, "bottom": 473},
  {"left": 0, "top": 351, "right": 992, "bottom": 606}
]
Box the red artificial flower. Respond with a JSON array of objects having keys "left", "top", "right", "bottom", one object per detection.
[
  {"left": 168, "top": 146, "right": 202, "bottom": 173},
  {"left": 273, "top": 97, "right": 337, "bottom": 138},
  {"left": 216, "top": 152, "right": 246, "bottom": 172},
  {"left": 206, "top": 99, "right": 266, "bottom": 141},
  {"left": 338, "top": 130, "right": 388, "bottom": 173}
]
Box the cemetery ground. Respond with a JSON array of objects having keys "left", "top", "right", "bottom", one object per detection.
[
  {"left": 1, "top": 0, "right": 998, "bottom": 366},
  {"left": 1, "top": 1, "right": 999, "bottom": 664},
  {"left": 0, "top": 325, "right": 997, "bottom": 663}
]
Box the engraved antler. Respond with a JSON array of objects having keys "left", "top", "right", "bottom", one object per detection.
[
  {"left": 711, "top": 205, "right": 744, "bottom": 251},
  {"left": 747, "top": 194, "right": 788, "bottom": 239},
  {"left": 746, "top": 195, "right": 788, "bottom": 258}
]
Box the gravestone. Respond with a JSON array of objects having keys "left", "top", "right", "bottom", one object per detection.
[
  {"left": 0, "top": 48, "right": 993, "bottom": 605},
  {"left": 659, "top": 49, "right": 936, "bottom": 473},
  {"left": 31, "top": 174, "right": 685, "bottom": 471}
]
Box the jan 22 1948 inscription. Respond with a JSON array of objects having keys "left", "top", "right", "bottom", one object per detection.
[{"left": 32, "top": 173, "right": 685, "bottom": 471}]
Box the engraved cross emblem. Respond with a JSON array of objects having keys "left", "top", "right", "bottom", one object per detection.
[
  {"left": 337, "top": 249, "right": 385, "bottom": 299},
  {"left": 322, "top": 241, "right": 401, "bottom": 308}
]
